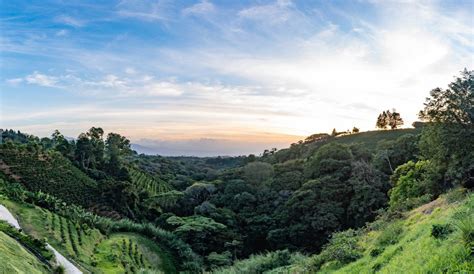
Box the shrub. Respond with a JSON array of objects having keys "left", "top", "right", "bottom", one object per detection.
[
  {"left": 53, "top": 265, "right": 65, "bottom": 274},
  {"left": 213, "top": 250, "right": 302, "bottom": 274},
  {"left": 370, "top": 247, "right": 383, "bottom": 257},
  {"left": 389, "top": 160, "right": 440, "bottom": 211},
  {"left": 309, "top": 229, "right": 363, "bottom": 271},
  {"left": 431, "top": 224, "right": 453, "bottom": 239},
  {"left": 207, "top": 251, "right": 232, "bottom": 269},
  {"left": 375, "top": 222, "right": 403, "bottom": 247},
  {"left": 453, "top": 212, "right": 474, "bottom": 253},
  {"left": 444, "top": 188, "right": 468, "bottom": 204}
]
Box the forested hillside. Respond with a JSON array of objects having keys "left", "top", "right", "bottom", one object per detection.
[{"left": 0, "top": 70, "right": 472, "bottom": 272}]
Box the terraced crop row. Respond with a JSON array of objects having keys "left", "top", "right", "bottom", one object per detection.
[
  {"left": 0, "top": 148, "right": 99, "bottom": 207},
  {"left": 128, "top": 167, "right": 172, "bottom": 195}
]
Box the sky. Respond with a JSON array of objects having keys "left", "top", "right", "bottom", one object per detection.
[{"left": 1, "top": 0, "right": 473, "bottom": 156}]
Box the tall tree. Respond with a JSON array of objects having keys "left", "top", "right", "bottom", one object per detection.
[
  {"left": 51, "top": 130, "right": 74, "bottom": 159},
  {"left": 376, "top": 109, "right": 404, "bottom": 129},
  {"left": 87, "top": 127, "right": 105, "bottom": 167},
  {"left": 75, "top": 133, "right": 94, "bottom": 169},
  {"left": 388, "top": 110, "right": 404, "bottom": 129},
  {"left": 376, "top": 111, "right": 388, "bottom": 129},
  {"left": 419, "top": 69, "right": 474, "bottom": 188},
  {"left": 105, "top": 132, "right": 132, "bottom": 177}
]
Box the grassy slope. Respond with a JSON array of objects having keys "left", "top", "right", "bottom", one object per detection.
[
  {"left": 0, "top": 198, "right": 177, "bottom": 273},
  {"left": 271, "top": 128, "right": 421, "bottom": 163},
  {"left": 333, "top": 128, "right": 421, "bottom": 150},
  {"left": 273, "top": 191, "right": 473, "bottom": 273},
  {"left": 332, "top": 192, "right": 473, "bottom": 273},
  {"left": 0, "top": 231, "right": 49, "bottom": 274}
]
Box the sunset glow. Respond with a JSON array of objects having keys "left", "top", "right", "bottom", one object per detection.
[{"left": 1, "top": 0, "right": 473, "bottom": 155}]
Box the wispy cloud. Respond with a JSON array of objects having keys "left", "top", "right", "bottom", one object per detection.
[
  {"left": 24, "top": 72, "right": 59, "bottom": 87},
  {"left": 55, "top": 29, "right": 69, "bottom": 36},
  {"left": 55, "top": 15, "right": 85, "bottom": 27},
  {"left": 238, "top": 0, "right": 294, "bottom": 24},
  {"left": 182, "top": 0, "right": 215, "bottom": 16},
  {"left": 1, "top": 0, "right": 473, "bottom": 155},
  {"left": 116, "top": 0, "right": 173, "bottom": 21}
]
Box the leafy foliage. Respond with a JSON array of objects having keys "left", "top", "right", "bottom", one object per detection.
[
  {"left": 389, "top": 160, "right": 440, "bottom": 210},
  {"left": 419, "top": 69, "right": 474, "bottom": 188}
]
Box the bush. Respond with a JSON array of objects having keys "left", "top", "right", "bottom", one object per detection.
[
  {"left": 375, "top": 222, "right": 403, "bottom": 247},
  {"left": 389, "top": 160, "right": 440, "bottom": 211},
  {"left": 309, "top": 229, "right": 363, "bottom": 271},
  {"left": 431, "top": 224, "right": 454, "bottom": 239},
  {"left": 444, "top": 188, "right": 468, "bottom": 204},
  {"left": 213, "top": 250, "right": 302, "bottom": 274},
  {"left": 370, "top": 247, "right": 383, "bottom": 257},
  {"left": 53, "top": 265, "right": 65, "bottom": 274},
  {"left": 207, "top": 251, "right": 232, "bottom": 269},
  {"left": 453, "top": 212, "right": 474, "bottom": 253}
]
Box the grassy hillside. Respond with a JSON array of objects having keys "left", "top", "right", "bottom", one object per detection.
[
  {"left": 268, "top": 128, "right": 420, "bottom": 163},
  {"left": 330, "top": 191, "right": 473, "bottom": 273},
  {"left": 0, "top": 198, "right": 177, "bottom": 273},
  {"left": 0, "top": 231, "right": 49, "bottom": 274},
  {"left": 214, "top": 189, "right": 474, "bottom": 273},
  {"left": 333, "top": 128, "right": 421, "bottom": 150}
]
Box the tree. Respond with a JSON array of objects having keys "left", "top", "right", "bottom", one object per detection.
[
  {"left": 376, "top": 109, "right": 404, "bottom": 129},
  {"left": 389, "top": 160, "right": 440, "bottom": 210},
  {"left": 242, "top": 162, "right": 274, "bottom": 185},
  {"left": 352, "top": 127, "right": 359, "bottom": 133},
  {"left": 376, "top": 111, "right": 388, "bottom": 129},
  {"left": 75, "top": 133, "right": 94, "bottom": 169},
  {"left": 87, "top": 127, "right": 105, "bottom": 167},
  {"left": 305, "top": 143, "right": 352, "bottom": 179},
  {"left": 347, "top": 161, "right": 389, "bottom": 226},
  {"left": 373, "top": 134, "right": 420, "bottom": 175},
  {"left": 105, "top": 133, "right": 132, "bottom": 178},
  {"left": 418, "top": 69, "right": 474, "bottom": 188},
  {"left": 275, "top": 176, "right": 352, "bottom": 252},
  {"left": 419, "top": 69, "right": 473, "bottom": 125},
  {"left": 388, "top": 110, "right": 404, "bottom": 129},
  {"left": 166, "top": 215, "right": 227, "bottom": 255},
  {"left": 51, "top": 130, "right": 74, "bottom": 159}
]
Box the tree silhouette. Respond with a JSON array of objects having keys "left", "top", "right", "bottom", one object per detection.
[{"left": 376, "top": 109, "right": 404, "bottom": 129}]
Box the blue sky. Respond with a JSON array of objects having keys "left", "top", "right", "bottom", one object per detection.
[{"left": 1, "top": 0, "right": 473, "bottom": 156}]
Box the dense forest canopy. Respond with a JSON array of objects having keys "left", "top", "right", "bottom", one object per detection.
[{"left": 0, "top": 70, "right": 473, "bottom": 272}]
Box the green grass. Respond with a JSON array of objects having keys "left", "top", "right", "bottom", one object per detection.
[
  {"left": 323, "top": 191, "right": 474, "bottom": 273},
  {"left": 94, "top": 233, "right": 176, "bottom": 274},
  {"left": 0, "top": 198, "right": 177, "bottom": 273},
  {"left": 256, "top": 190, "right": 474, "bottom": 273},
  {"left": 0, "top": 231, "right": 49, "bottom": 274},
  {"left": 213, "top": 250, "right": 306, "bottom": 274},
  {"left": 333, "top": 128, "right": 420, "bottom": 150}
]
